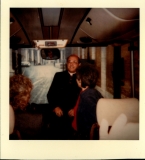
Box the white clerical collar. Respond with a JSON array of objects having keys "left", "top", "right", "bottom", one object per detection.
[{"left": 68, "top": 71, "right": 76, "bottom": 76}]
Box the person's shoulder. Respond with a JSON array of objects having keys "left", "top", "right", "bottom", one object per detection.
[
  {"left": 55, "top": 70, "right": 67, "bottom": 74},
  {"left": 54, "top": 70, "right": 68, "bottom": 78},
  {"left": 10, "top": 104, "right": 14, "bottom": 111},
  {"left": 83, "top": 88, "right": 103, "bottom": 97},
  {"left": 83, "top": 88, "right": 95, "bottom": 94},
  {"left": 9, "top": 104, "right": 15, "bottom": 134},
  {"left": 94, "top": 89, "right": 103, "bottom": 98},
  {"left": 81, "top": 88, "right": 94, "bottom": 97}
]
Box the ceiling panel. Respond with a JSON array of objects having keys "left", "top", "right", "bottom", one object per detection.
[
  {"left": 106, "top": 8, "right": 139, "bottom": 20},
  {"left": 72, "top": 8, "right": 139, "bottom": 44},
  {"left": 42, "top": 8, "right": 61, "bottom": 26},
  {"left": 10, "top": 8, "right": 43, "bottom": 43},
  {"left": 58, "top": 8, "right": 90, "bottom": 43},
  {"left": 10, "top": 8, "right": 139, "bottom": 48}
]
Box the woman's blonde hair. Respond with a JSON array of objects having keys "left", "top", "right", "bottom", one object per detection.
[{"left": 10, "top": 74, "right": 33, "bottom": 110}]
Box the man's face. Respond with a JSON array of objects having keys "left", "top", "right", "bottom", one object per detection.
[
  {"left": 67, "top": 56, "right": 80, "bottom": 73},
  {"left": 48, "top": 51, "right": 53, "bottom": 58}
]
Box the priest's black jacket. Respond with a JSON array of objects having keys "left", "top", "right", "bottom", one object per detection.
[{"left": 47, "top": 70, "right": 81, "bottom": 114}]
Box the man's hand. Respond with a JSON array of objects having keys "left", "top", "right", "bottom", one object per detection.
[
  {"left": 54, "top": 107, "right": 63, "bottom": 117},
  {"left": 68, "top": 109, "right": 74, "bottom": 117}
]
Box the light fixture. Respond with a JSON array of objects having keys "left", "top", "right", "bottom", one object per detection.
[
  {"left": 86, "top": 17, "right": 92, "bottom": 25},
  {"left": 33, "top": 39, "right": 68, "bottom": 49},
  {"left": 80, "top": 37, "right": 92, "bottom": 43}
]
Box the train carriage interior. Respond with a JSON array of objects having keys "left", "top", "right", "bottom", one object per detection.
[{"left": 9, "top": 8, "right": 139, "bottom": 140}]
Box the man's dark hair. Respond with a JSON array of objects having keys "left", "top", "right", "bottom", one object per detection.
[{"left": 76, "top": 63, "right": 98, "bottom": 88}]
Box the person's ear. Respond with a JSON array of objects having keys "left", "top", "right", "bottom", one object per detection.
[{"left": 79, "top": 63, "right": 81, "bottom": 66}]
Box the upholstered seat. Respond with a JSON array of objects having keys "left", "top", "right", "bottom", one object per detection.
[
  {"left": 96, "top": 98, "right": 139, "bottom": 140},
  {"left": 14, "top": 111, "right": 43, "bottom": 139}
]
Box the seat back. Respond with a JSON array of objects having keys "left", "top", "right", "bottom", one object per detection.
[
  {"left": 96, "top": 98, "right": 139, "bottom": 126},
  {"left": 96, "top": 98, "right": 139, "bottom": 140}
]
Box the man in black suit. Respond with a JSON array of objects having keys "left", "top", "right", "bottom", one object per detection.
[{"left": 47, "top": 54, "right": 81, "bottom": 139}]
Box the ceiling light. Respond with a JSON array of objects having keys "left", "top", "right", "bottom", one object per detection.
[
  {"left": 80, "top": 37, "right": 92, "bottom": 43},
  {"left": 33, "top": 39, "right": 68, "bottom": 49},
  {"left": 86, "top": 17, "right": 92, "bottom": 25}
]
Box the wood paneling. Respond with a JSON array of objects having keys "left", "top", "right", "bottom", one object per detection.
[
  {"left": 106, "top": 45, "right": 114, "bottom": 95},
  {"left": 121, "top": 43, "right": 132, "bottom": 98},
  {"left": 95, "top": 47, "right": 101, "bottom": 87}
]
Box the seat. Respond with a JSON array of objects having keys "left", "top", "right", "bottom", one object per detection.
[
  {"left": 96, "top": 98, "right": 139, "bottom": 140},
  {"left": 15, "top": 111, "right": 43, "bottom": 140}
]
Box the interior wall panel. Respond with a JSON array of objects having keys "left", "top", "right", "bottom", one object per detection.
[
  {"left": 106, "top": 45, "right": 114, "bottom": 95},
  {"left": 95, "top": 47, "right": 101, "bottom": 87},
  {"left": 133, "top": 41, "right": 139, "bottom": 99},
  {"left": 121, "top": 43, "right": 132, "bottom": 98}
]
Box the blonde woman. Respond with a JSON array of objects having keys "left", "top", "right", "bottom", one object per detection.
[{"left": 9, "top": 74, "right": 33, "bottom": 136}]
